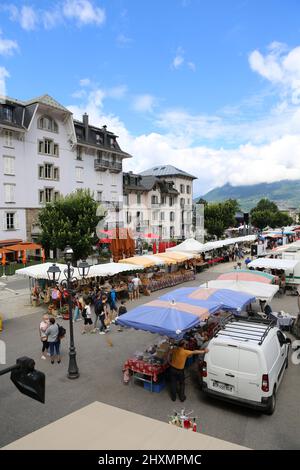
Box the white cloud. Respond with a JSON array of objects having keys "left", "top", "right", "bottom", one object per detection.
[
  {"left": 187, "top": 61, "right": 196, "bottom": 72},
  {"left": 0, "top": 34, "right": 18, "bottom": 56},
  {"left": 42, "top": 9, "right": 62, "bottom": 30},
  {"left": 132, "top": 94, "right": 156, "bottom": 113},
  {"left": 249, "top": 43, "right": 300, "bottom": 103},
  {"left": 63, "top": 0, "right": 105, "bottom": 26},
  {"left": 107, "top": 85, "right": 127, "bottom": 99},
  {"left": 172, "top": 51, "right": 184, "bottom": 69},
  {"left": 0, "top": 66, "right": 9, "bottom": 95},
  {"left": 79, "top": 78, "right": 91, "bottom": 87},
  {"left": 67, "top": 86, "right": 300, "bottom": 195},
  {"left": 171, "top": 47, "right": 196, "bottom": 71},
  {"left": 6, "top": 5, "right": 38, "bottom": 31},
  {"left": 116, "top": 34, "right": 132, "bottom": 47},
  {"left": 67, "top": 42, "right": 300, "bottom": 195},
  {"left": 3, "top": 1, "right": 105, "bottom": 30}
]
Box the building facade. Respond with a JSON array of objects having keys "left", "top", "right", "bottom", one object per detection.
[
  {"left": 0, "top": 94, "right": 131, "bottom": 243},
  {"left": 123, "top": 165, "right": 196, "bottom": 240}
]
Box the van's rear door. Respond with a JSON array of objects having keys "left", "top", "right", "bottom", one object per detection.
[
  {"left": 237, "top": 348, "right": 261, "bottom": 402},
  {"left": 207, "top": 343, "right": 239, "bottom": 396}
]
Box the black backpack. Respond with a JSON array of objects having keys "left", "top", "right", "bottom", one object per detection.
[{"left": 57, "top": 324, "right": 66, "bottom": 340}]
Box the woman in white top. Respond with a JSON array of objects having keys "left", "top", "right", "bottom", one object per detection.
[
  {"left": 39, "top": 314, "right": 50, "bottom": 359},
  {"left": 82, "top": 302, "right": 93, "bottom": 334}
]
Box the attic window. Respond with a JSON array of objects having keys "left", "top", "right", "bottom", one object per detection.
[
  {"left": 153, "top": 167, "right": 159, "bottom": 170},
  {"left": 161, "top": 166, "right": 166, "bottom": 170},
  {"left": 96, "top": 134, "right": 103, "bottom": 145}
]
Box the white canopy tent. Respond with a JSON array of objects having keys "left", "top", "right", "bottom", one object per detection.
[
  {"left": 166, "top": 235, "right": 256, "bottom": 254},
  {"left": 16, "top": 262, "right": 77, "bottom": 280},
  {"left": 202, "top": 235, "right": 257, "bottom": 252},
  {"left": 200, "top": 279, "right": 279, "bottom": 302},
  {"left": 248, "top": 258, "right": 300, "bottom": 271},
  {"left": 166, "top": 238, "right": 205, "bottom": 253},
  {"left": 87, "top": 262, "right": 144, "bottom": 277},
  {"left": 16, "top": 262, "right": 144, "bottom": 280}
]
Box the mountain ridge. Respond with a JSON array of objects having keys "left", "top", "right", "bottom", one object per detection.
[{"left": 197, "top": 179, "right": 300, "bottom": 211}]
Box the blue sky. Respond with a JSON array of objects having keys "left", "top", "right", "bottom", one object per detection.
[{"left": 1, "top": 0, "right": 300, "bottom": 195}]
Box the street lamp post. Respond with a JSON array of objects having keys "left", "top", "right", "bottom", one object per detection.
[
  {"left": 63, "top": 245, "right": 79, "bottom": 379},
  {"left": 47, "top": 247, "right": 90, "bottom": 380}
]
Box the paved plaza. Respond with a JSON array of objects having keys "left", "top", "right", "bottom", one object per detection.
[{"left": 0, "top": 262, "right": 300, "bottom": 450}]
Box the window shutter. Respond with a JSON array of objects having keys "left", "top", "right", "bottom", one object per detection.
[
  {"left": 4, "top": 157, "right": 9, "bottom": 174},
  {"left": 10, "top": 158, "right": 14, "bottom": 175},
  {"left": 2, "top": 212, "right": 6, "bottom": 230},
  {"left": 4, "top": 185, "right": 9, "bottom": 202},
  {"left": 15, "top": 212, "right": 19, "bottom": 229}
]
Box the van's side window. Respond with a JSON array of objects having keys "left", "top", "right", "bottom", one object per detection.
[{"left": 277, "top": 331, "right": 286, "bottom": 347}]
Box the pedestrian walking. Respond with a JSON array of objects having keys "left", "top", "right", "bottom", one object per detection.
[
  {"left": 39, "top": 314, "right": 50, "bottom": 360},
  {"left": 108, "top": 286, "right": 118, "bottom": 322},
  {"left": 132, "top": 274, "right": 141, "bottom": 300},
  {"left": 128, "top": 279, "right": 134, "bottom": 301},
  {"left": 82, "top": 301, "right": 93, "bottom": 334},
  {"left": 45, "top": 317, "right": 61, "bottom": 364}
]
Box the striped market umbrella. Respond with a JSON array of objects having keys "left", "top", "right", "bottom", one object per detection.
[{"left": 217, "top": 269, "right": 275, "bottom": 284}]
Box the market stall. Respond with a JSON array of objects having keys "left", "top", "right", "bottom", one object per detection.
[
  {"left": 15, "top": 261, "right": 144, "bottom": 307},
  {"left": 119, "top": 299, "right": 215, "bottom": 391},
  {"left": 248, "top": 258, "right": 300, "bottom": 285}
]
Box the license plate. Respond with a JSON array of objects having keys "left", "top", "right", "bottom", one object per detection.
[{"left": 212, "top": 380, "right": 233, "bottom": 392}]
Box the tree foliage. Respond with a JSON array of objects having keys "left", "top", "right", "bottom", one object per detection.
[
  {"left": 204, "top": 199, "right": 239, "bottom": 238},
  {"left": 250, "top": 198, "right": 293, "bottom": 230},
  {"left": 38, "top": 190, "right": 103, "bottom": 261}
]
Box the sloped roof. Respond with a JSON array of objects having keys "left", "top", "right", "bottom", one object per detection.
[
  {"left": 25, "top": 94, "right": 71, "bottom": 113},
  {"left": 140, "top": 165, "right": 197, "bottom": 179}
]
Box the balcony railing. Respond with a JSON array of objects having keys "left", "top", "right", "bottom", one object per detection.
[{"left": 94, "top": 159, "right": 122, "bottom": 172}]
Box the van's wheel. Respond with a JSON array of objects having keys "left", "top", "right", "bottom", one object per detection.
[{"left": 265, "top": 389, "right": 276, "bottom": 415}]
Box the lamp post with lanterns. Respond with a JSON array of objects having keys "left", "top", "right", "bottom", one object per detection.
[{"left": 47, "top": 246, "right": 90, "bottom": 380}]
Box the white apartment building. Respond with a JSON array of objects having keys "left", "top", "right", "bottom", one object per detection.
[
  {"left": 0, "top": 94, "right": 131, "bottom": 244},
  {"left": 123, "top": 165, "right": 196, "bottom": 240}
]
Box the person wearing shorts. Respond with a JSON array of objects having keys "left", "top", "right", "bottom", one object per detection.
[
  {"left": 132, "top": 275, "right": 141, "bottom": 299},
  {"left": 45, "top": 317, "right": 61, "bottom": 364},
  {"left": 82, "top": 302, "right": 93, "bottom": 334}
]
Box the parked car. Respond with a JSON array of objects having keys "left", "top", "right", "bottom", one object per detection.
[{"left": 200, "top": 318, "right": 291, "bottom": 414}]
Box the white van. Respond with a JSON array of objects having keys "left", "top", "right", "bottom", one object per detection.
[{"left": 201, "top": 319, "right": 291, "bottom": 414}]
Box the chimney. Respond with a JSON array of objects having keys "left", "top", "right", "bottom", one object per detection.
[{"left": 83, "top": 113, "right": 89, "bottom": 140}]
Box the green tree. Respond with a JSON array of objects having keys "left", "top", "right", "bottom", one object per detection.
[
  {"left": 204, "top": 199, "right": 239, "bottom": 238},
  {"left": 38, "top": 189, "right": 103, "bottom": 261},
  {"left": 250, "top": 198, "right": 293, "bottom": 230}
]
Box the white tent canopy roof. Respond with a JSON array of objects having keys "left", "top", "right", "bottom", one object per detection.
[
  {"left": 202, "top": 235, "right": 257, "bottom": 252},
  {"left": 16, "top": 262, "right": 143, "bottom": 280},
  {"left": 16, "top": 262, "right": 78, "bottom": 280},
  {"left": 200, "top": 280, "right": 279, "bottom": 302},
  {"left": 248, "top": 258, "right": 299, "bottom": 271},
  {"left": 87, "top": 262, "right": 144, "bottom": 277},
  {"left": 166, "top": 238, "right": 205, "bottom": 253},
  {"left": 166, "top": 235, "right": 256, "bottom": 254}
]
